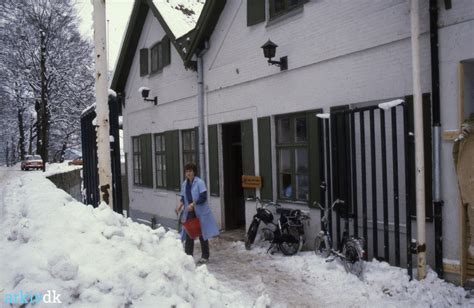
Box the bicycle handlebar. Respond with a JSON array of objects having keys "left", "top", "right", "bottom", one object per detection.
[{"left": 246, "top": 196, "right": 281, "bottom": 208}]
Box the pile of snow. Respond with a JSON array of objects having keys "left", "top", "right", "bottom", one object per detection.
[
  {"left": 220, "top": 241, "right": 472, "bottom": 307},
  {"left": 43, "top": 161, "right": 82, "bottom": 177},
  {"left": 0, "top": 174, "right": 260, "bottom": 307}
]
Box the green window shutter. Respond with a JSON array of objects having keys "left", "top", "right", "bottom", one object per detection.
[
  {"left": 208, "top": 125, "right": 219, "bottom": 196},
  {"left": 165, "top": 130, "right": 180, "bottom": 190},
  {"left": 140, "top": 134, "right": 153, "bottom": 187},
  {"left": 247, "top": 0, "right": 266, "bottom": 26},
  {"left": 241, "top": 119, "right": 255, "bottom": 198},
  {"left": 162, "top": 35, "right": 171, "bottom": 67},
  {"left": 258, "top": 117, "right": 273, "bottom": 200},
  {"left": 307, "top": 110, "right": 322, "bottom": 208},
  {"left": 139, "top": 48, "right": 148, "bottom": 76},
  {"left": 405, "top": 94, "right": 433, "bottom": 219},
  {"left": 195, "top": 126, "right": 200, "bottom": 176}
]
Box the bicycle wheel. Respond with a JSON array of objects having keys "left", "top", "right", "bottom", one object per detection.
[
  {"left": 314, "top": 235, "right": 331, "bottom": 258},
  {"left": 342, "top": 239, "right": 364, "bottom": 278},
  {"left": 279, "top": 227, "right": 302, "bottom": 256},
  {"left": 245, "top": 220, "right": 260, "bottom": 250}
]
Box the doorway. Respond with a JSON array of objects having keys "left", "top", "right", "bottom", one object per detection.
[{"left": 222, "top": 122, "right": 245, "bottom": 230}]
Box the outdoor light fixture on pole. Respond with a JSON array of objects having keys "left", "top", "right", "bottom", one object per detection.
[
  {"left": 139, "top": 87, "right": 157, "bottom": 105},
  {"left": 261, "top": 40, "right": 288, "bottom": 71}
]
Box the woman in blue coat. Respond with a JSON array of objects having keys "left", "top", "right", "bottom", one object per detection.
[{"left": 176, "top": 163, "right": 219, "bottom": 264}]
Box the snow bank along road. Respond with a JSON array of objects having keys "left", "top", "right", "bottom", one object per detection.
[{"left": 1, "top": 166, "right": 473, "bottom": 307}]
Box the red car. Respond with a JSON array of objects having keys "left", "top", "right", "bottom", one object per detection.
[{"left": 21, "top": 155, "right": 44, "bottom": 171}]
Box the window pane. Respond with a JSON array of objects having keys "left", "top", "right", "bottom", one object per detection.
[
  {"left": 190, "top": 130, "right": 195, "bottom": 150},
  {"left": 296, "top": 175, "right": 308, "bottom": 200},
  {"left": 183, "top": 132, "right": 191, "bottom": 151},
  {"left": 280, "top": 173, "right": 293, "bottom": 199},
  {"left": 134, "top": 170, "right": 140, "bottom": 184},
  {"left": 155, "top": 135, "right": 162, "bottom": 152},
  {"left": 278, "top": 118, "right": 291, "bottom": 143},
  {"left": 184, "top": 153, "right": 195, "bottom": 165},
  {"left": 133, "top": 138, "right": 139, "bottom": 152},
  {"left": 157, "top": 171, "right": 163, "bottom": 187},
  {"left": 156, "top": 155, "right": 162, "bottom": 171},
  {"left": 295, "top": 117, "right": 307, "bottom": 142},
  {"left": 295, "top": 148, "right": 308, "bottom": 173},
  {"left": 274, "top": 0, "right": 285, "bottom": 14},
  {"left": 279, "top": 149, "right": 291, "bottom": 173}
]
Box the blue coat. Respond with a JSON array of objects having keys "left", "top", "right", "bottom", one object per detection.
[{"left": 180, "top": 176, "right": 220, "bottom": 241}]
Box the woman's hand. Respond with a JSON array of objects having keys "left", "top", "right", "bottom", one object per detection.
[
  {"left": 175, "top": 202, "right": 183, "bottom": 215},
  {"left": 188, "top": 202, "right": 195, "bottom": 212}
]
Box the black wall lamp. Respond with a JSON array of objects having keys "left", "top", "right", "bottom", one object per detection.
[
  {"left": 139, "top": 87, "right": 157, "bottom": 105},
  {"left": 261, "top": 40, "right": 288, "bottom": 71}
]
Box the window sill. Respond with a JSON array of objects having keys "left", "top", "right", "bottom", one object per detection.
[
  {"left": 132, "top": 187, "right": 144, "bottom": 193},
  {"left": 149, "top": 68, "right": 163, "bottom": 77},
  {"left": 153, "top": 189, "right": 168, "bottom": 197},
  {"left": 276, "top": 199, "right": 308, "bottom": 206},
  {"left": 266, "top": 6, "right": 304, "bottom": 28}
]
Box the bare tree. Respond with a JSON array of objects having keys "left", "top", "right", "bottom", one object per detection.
[{"left": 0, "top": 0, "right": 95, "bottom": 166}]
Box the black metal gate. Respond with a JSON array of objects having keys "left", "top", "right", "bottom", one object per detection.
[
  {"left": 320, "top": 103, "right": 414, "bottom": 278},
  {"left": 80, "top": 95, "right": 123, "bottom": 214}
]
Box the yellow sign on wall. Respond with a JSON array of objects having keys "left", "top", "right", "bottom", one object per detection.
[{"left": 241, "top": 175, "right": 262, "bottom": 188}]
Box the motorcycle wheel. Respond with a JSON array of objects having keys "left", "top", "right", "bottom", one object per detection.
[
  {"left": 342, "top": 239, "right": 364, "bottom": 278},
  {"left": 314, "top": 235, "right": 331, "bottom": 258},
  {"left": 279, "top": 227, "right": 302, "bottom": 256},
  {"left": 245, "top": 220, "right": 259, "bottom": 250}
]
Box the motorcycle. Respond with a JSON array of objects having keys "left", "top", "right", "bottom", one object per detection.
[{"left": 245, "top": 196, "right": 310, "bottom": 256}]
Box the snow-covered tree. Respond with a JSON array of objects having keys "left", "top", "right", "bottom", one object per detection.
[{"left": 0, "top": 0, "right": 94, "bottom": 165}]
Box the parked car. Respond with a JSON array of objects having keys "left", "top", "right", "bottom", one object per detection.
[
  {"left": 68, "top": 157, "right": 83, "bottom": 166},
  {"left": 21, "top": 155, "right": 43, "bottom": 171}
]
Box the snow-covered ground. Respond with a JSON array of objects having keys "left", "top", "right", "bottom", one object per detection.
[{"left": 1, "top": 165, "right": 473, "bottom": 307}]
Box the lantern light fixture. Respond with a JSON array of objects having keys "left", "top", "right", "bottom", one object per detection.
[{"left": 261, "top": 40, "right": 288, "bottom": 71}]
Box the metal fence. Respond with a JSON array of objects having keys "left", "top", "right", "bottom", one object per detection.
[
  {"left": 320, "top": 103, "right": 415, "bottom": 278},
  {"left": 80, "top": 95, "right": 123, "bottom": 214}
]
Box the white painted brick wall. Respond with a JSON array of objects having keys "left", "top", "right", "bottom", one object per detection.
[{"left": 121, "top": 0, "right": 474, "bottom": 267}]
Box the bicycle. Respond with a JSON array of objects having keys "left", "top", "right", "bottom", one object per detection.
[
  {"left": 313, "top": 199, "right": 365, "bottom": 277},
  {"left": 245, "top": 196, "right": 309, "bottom": 256}
]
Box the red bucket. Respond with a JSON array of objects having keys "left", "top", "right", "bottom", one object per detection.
[{"left": 183, "top": 217, "right": 201, "bottom": 239}]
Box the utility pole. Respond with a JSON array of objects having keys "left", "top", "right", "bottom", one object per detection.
[
  {"left": 93, "top": 0, "right": 113, "bottom": 207},
  {"left": 410, "top": 0, "right": 426, "bottom": 280}
]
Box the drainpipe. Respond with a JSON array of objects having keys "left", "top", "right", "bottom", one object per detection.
[
  {"left": 410, "top": 0, "right": 426, "bottom": 280},
  {"left": 429, "top": 0, "right": 443, "bottom": 279},
  {"left": 197, "top": 43, "right": 209, "bottom": 182}
]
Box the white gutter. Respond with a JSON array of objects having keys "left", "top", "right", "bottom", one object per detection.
[{"left": 197, "top": 43, "right": 209, "bottom": 182}]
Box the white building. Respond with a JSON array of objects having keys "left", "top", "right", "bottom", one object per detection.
[{"left": 111, "top": 0, "right": 474, "bottom": 284}]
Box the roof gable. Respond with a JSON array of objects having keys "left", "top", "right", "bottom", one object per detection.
[{"left": 111, "top": 0, "right": 226, "bottom": 93}]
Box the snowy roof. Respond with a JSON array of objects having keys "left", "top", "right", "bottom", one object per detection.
[{"left": 151, "top": 0, "right": 205, "bottom": 39}]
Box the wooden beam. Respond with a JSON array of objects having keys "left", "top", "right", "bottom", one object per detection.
[
  {"left": 444, "top": 262, "right": 461, "bottom": 274},
  {"left": 442, "top": 130, "right": 460, "bottom": 141},
  {"left": 458, "top": 62, "right": 466, "bottom": 286}
]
